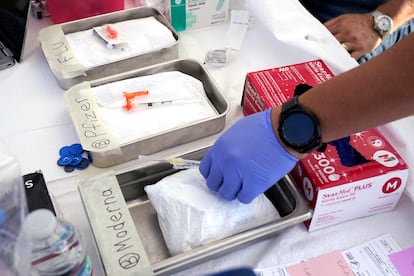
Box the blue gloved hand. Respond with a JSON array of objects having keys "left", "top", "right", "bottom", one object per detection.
[{"left": 199, "top": 109, "right": 299, "bottom": 203}]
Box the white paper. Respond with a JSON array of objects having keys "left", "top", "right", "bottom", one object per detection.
[
  {"left": 245, "top": 0, "right": 358, "bottom": 74},
  {"left": 92, "top": 71, "right": 218, "bottom": 144},
  {"left": 342, "top": 234, "right": 401, "bottom": 276},
  {"left": 254, "top": 234, "right": 401, "bottom": 276},
  {"left": 255, "top": 266, "right": 290, "bottom": 276},
  {"left": 65, "top": 17, "right": 176, "bottom": 68},
  {"left": 225, "top": 10, "right": 250, "bottom": 50}
]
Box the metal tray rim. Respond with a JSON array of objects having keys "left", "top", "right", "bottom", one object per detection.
[
  {"left": 117, "top": 146, "right": 312, "bottom": 275},
  {"left": 78, "top": 146, "right": 312, "bottom": 275},
  {"left": 149, "top": 174, "right": 312, "bottom": 275},
  {"left": 66, "top": 58, "right": 230, "bottom": 167},
  {"left": 39, "top": 6, "right": 180, "bottom": 89}
]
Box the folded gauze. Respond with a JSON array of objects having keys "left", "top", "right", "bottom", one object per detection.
[{"left": 144, "top": 168, "right": 281, "bottom": 256}]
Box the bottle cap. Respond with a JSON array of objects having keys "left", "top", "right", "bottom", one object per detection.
[
  {"left": 57, "top": 144, "right": 91, "bottom": 172},
  {"left": 69, "top": 143, "right": 83, "bottom": 155},
  {"left": 24, "top": 209, "right": 57, "bottom": 240}
]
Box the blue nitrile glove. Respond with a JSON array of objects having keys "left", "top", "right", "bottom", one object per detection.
[
  {"left": 329, "top": 136, "right": 370, "bottom": 167},
  {"left": 199, "top": 109, "right": 299, "bottom": 203}
]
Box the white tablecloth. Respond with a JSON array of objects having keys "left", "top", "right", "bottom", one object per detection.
[{"left": 0, "top": 0, "right": 413, "bottom": 275}]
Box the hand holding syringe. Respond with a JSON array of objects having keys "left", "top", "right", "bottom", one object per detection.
[{"left": 138, "top": 155, "right": 200, "bottom": 169}]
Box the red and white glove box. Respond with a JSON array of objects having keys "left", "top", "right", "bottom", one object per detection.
[
  {"left": 241, "top": 59, "right": 409, "bottom": 231},
  {"left": 290, "top": 128, "right": 409, "bottom": 231}
]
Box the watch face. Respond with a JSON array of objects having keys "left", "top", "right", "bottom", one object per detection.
[
  {"left": 378, "top": 16, "right": 392, "bottom": 32},
  {"left": 280, "top": 111, "right": 317, "bottom": 147}
]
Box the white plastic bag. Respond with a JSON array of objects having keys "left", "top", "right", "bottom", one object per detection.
[{"left": 145, "top": 168, "right": 280, "bottom": 255}]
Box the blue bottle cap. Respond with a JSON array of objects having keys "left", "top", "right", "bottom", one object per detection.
[
  {"left": 59, "top": 146, "right": 71, "bottom": 157},
  {"left": 58, "top": 144, "right": 90, "bottom": 172},
  {"left": 64, "top": 165, "right": 75, "bottom": 172},
  {"left": 57, "top": 155, "right": 73, "bottom": 166},
  {"left": 76, "top": 158, "right": 90, "bottom": 170},
  {"left": 70, "top": 155, "right": 83, "bottom": 166},
  {"left": 69, "top": 143, "right": 83, "bottom": 155}
]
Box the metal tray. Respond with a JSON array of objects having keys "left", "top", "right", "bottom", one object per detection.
[
  {"left": 78, "top": 146, "right": 313, "bottom": 275},
  {"left": 39, "top": 7, "right": 179, "bottom": 89},
  {"left": 64, "top": 59, "right": 229, "bottom": 167}
]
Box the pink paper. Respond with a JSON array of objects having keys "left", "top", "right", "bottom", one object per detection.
[
  {"left": 389, "top": 246, "right": 414, "bottom": 276},
  {"left": 287, "top": 250, "right": 354, "bottom": 276}
]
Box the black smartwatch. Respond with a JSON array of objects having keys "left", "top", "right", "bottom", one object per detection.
[{"left": 278, "top": 96, "right": 323, "bottom": 154}]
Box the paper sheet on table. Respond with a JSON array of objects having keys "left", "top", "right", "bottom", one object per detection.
[
  {"left": 65, "top": 16, "right": 176, "bottom": 69},
  {"left": 171, "top": 193, "right": 414, "bottom": 276},
  {"left": 93, "top": 71, "right": 218, "bottom": 144},
  {"left": 225, "top": 10, "right": 250, "bottom": 50},
  {"left": 255, "top": 234, "right": 401, "bottom": 276},
  {"left": 246, "top": 0, "right": 358, "bottom": 74},
  {"left": 389, "top": 246, "right": 414, "bottom": 276}
]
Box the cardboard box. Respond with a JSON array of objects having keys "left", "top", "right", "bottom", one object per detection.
[
  {"left": 241, "top": 60, "right": 409, "bottom": 231},
  {"left": 290, "top": 128, "right": 408, "bottom": 231},
  {"left": 242, "top": 59, "right": 334, "bottom": 116},
  {"left": 186, "top": 0, "right": 229, "bottom": 29}
]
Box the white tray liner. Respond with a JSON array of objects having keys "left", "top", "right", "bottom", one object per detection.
[
  {"left": 66, "top": 16, "right": 176, "bottom": 69},
  {"left": 93, "top": 71, "right": 218, "bottom": 145}
]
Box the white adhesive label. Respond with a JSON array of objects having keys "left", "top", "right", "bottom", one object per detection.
[
  {"left": 78, "top": 172, "right": 153, "bottom": 275},
  {"left": 38, "top": 25, "right": 86, "bottom": 78},
  {"left": 64, "top": 82, "right": 119, "bottom": 153}
]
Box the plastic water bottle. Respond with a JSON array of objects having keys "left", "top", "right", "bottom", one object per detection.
[
  {"left": 23, "top": 209, "right": 92, "bottom": 276},
  {"left": 0, "top": 142, "right": 31, "bottom": 275}
]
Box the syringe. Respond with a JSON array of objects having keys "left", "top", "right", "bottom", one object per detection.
[{"left": 138, "top": 155, "right": 200, "bottom": 169}]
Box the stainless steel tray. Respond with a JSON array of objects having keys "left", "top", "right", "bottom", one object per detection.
[
  {"left": 78, "top": 146, "right": 313, "bottom": 275},
  {"left": 39, "top": 7, "right": 179, "bottom": 89},
  {"left": 64, "top": 59, "right": 229, "bottom": 167}
]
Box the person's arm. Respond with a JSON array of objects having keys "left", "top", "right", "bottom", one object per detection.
[
  {"left": 199, "top": 33, "right": 414, "bottom": 203},
  {"left": 272, "top": 31, "right": 414, "bottom": 152},
  {"left": 377, "top": 0, "right": 414, "bottom": 32},
  {"left": 324, "top": 0, "right": 414, "bottom": 60}
]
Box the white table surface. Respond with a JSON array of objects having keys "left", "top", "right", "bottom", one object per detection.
[{"left": 1, "top": 1, "right": 413, "bottom": 275}]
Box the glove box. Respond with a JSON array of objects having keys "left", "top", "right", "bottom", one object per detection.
[
  {"left": 39, "top": 6, "right": 179, "bottom": 89},
  {"left": 78, "top": 146, "right": 313, "bottom": 275},
  {"left": 64, "top": 58, "right": 228, "bottom": 167}
]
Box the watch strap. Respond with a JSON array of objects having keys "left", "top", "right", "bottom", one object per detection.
[{"left": 371, "top": 10, "right": 383, "bottom": 20}]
